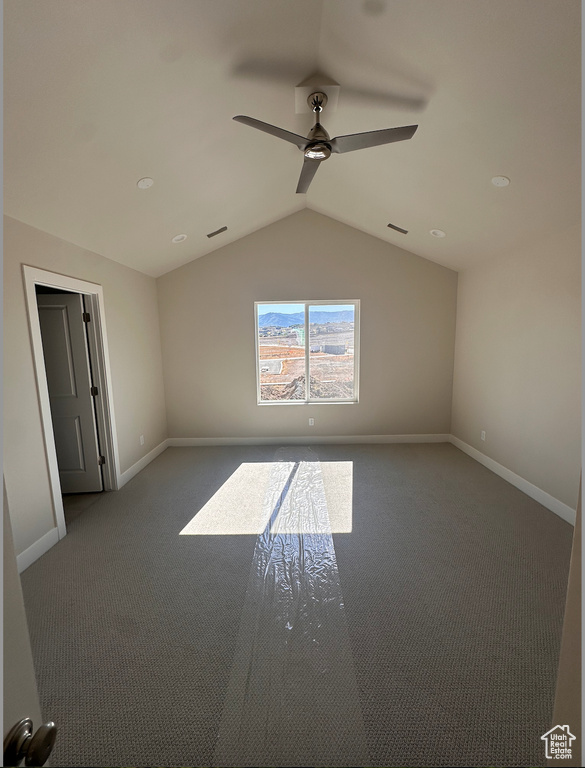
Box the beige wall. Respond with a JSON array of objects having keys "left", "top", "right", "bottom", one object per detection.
[
  {"left": 3, "top": 216, "right": 168, "bottom": 555},
  {"left": 157, "top": 210, "right": 458, "bottom": 439},
  {"left": 451, "top": 223, "right": 581, "bottom": 509}
]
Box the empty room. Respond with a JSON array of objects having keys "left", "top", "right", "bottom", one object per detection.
[{"left": 3, "top": 2, "right": 581, "bottom": 767}]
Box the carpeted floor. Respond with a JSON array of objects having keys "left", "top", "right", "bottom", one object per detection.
[
  {"left": 62, "top": 491, "right": 103, "bottom": 525},
  {"left": 20, "top": 443, "right": 573, "bottom": 767}
]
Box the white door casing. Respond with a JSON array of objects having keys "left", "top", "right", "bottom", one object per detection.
[
  {"left": 36, "top": 293, "right": 103, "bottom": 494},
  {"left": 22, "top": 265, "right": 121, "bottom": 542}
]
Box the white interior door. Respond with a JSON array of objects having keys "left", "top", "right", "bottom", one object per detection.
[
  {"left": 36, "top": 293, "right": 103, "bottom": 494},
  {"left": 3, "top": 481, "right": 44, "bottom": 739}
]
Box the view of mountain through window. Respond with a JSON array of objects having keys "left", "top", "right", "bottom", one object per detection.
[{"left": 256, "top": 301, "right": 359, "bottom": 403}]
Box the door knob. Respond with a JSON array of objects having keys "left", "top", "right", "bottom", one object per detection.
[{"left": 3, "top": 718, "right": 57, "bottom": 766}]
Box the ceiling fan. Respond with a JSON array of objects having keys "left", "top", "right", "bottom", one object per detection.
[{"left": 233, "top": 92, "right": 418, "bottom": 193}]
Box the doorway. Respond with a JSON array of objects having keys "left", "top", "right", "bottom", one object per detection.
[
  {"left": 36, "top": 286, "right": 104, "bottom": 525},
  {"left": 23, "top": 266, "right": 121, "bottom": 539}
]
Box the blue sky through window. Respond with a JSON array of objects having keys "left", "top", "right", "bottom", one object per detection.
[
  {"left": 258, "top": 303, "right": 354, "bottom": 316},
  {"left": 309, "top": 304, "right": 354, "bottom": 316},
  {"left": 258, "top": 303, "right": 304, "bottom": 315}
]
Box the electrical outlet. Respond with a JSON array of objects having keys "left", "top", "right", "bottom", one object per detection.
[
  {"left": 309, "top": 418, "right": 315, "bottom": 426},
  {"left": 480, "top": 430, "right": 486, "bottom": 441},
  {"left": 140, "top": 434, "right": 145, "bottom": 445}
]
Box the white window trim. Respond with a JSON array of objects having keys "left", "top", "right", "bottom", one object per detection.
[{"left": 255, "top": 299, "right": 360, "bottom": 405}]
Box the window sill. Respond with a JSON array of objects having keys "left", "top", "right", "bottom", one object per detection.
[{"left": 257, "top": 400, "right": 359, "bottom": 406}]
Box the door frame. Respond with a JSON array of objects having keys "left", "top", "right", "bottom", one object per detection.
[{"left": 23, "top": 265, "right": 121, "bottom": 539}]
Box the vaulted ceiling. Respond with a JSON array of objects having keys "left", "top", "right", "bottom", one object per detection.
[{"left": 4, "top": 0, "right": 580, "bottom": 277}]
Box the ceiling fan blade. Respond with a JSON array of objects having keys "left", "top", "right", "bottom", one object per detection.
[
  {"left": 233, "top": 58, "right": 313, "bottom": 84},
  {"left": 233, "top": 60, "right": 427, "bottom": 111},
  {"left": 341, "top": 85, "right": 426, "bottom": 111},
  {"left": 296, "top": 158, "right": 321, "bottom": 194},
  {"left": 329, "top": 124, "right": 418, "bottom": 154},
  {"left": 233, "top": 115, "right": 308, "bottom": 150}
]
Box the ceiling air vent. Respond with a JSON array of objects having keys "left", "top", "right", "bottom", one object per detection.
[
  {"left": 207, "top": 226, "right": 228, "bottom": 238},
  {"left": 387, "top": 222, "right": 408, "bottom": 234}
]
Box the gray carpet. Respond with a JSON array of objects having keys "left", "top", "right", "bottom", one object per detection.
[
  {"left": 62, "top": 492, "right": 103, "bottom": 525},
  {"left": 20, "top": 443, "right": 573, "bottom": 767}
]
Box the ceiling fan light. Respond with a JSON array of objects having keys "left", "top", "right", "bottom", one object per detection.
[{"left": 304, "top": 143, "right": 331, "bottom": 160}]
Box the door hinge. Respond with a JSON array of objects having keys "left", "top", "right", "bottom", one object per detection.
[
  {"left": 90, "top": 386, "right": 99, "bottom": 396},
  {"left": 98, "top": 456, "right": 106, "bottom": 466},
  {"left": 82, "top": 312, "right": 91, "bottom": 323}
]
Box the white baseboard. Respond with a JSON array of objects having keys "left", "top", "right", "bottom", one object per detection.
[
  {"left": 449, "top": 435, "right": 576, "bottom": 525},
  {"left": 168, "top": 434, "right": 451, "bottom": 447},
  {"left": 17, "top": 527, "right": 60, "bottom": 573},
  {"left": 118, "top": 439, "right": 169, "bottom": 488},
  {"left": 17, "top": 434, "right": 574, "bottom": 574},
  {"left": 16, "top": 440, "right": 169, "bottom": 572},
  {"left": 169, "top": 433, "right": 575, "bottom": 524}
]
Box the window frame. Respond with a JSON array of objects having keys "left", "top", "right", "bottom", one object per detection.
[{"left": 255, "top": 299, "right": 360, "bottom": 405}]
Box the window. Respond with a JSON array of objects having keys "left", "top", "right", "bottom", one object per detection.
[{"left": 255, "top": 300, "right": 359, "bottom": 404}]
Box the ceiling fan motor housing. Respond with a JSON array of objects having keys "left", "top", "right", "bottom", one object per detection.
[
  {"left": 305, "top": 94, "right": 332, "bottom": 159},
  {"left": 305, "top": 143, "right": 331, "bottom": 160},
  {"left": 304, "top": 122, "right": 332, "bottom": 160}
]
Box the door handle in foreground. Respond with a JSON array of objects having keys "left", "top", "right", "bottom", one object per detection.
[{"left": 4, "top": 718, "right": 57, "bottom": 766}]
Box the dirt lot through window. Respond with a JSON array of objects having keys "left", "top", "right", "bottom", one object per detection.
[{"left": 259, "top": 324, "right": 355, "bottom": 400}]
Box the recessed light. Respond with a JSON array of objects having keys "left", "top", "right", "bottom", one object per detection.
[
  {"left": 430, "top": 229, "right": 446, "bottom": 238},
  {"left": 171, "top": 234, "right": 187, "bottom": 243},
  {"left": 491, "top": 175, "right": 510, "bottom": 187},
  {"left": 137, "top": 177, "right": 154, "bottom": 190}
]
